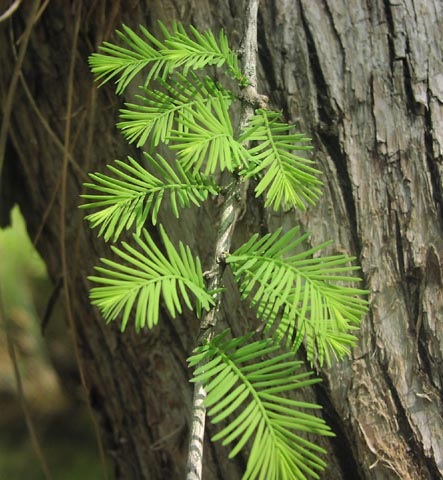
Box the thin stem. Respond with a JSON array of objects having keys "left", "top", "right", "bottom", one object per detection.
[
  {"left": 0, "top": 0, "right": 22, "bottom": 23},
  {"left": 186, "top": 1, "right": 261, "bottom": 478},
  {"left": 186, "top": 382, "right": 208, "bottom": 480}
]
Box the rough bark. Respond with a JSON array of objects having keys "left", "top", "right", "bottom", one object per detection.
[{"left": 1, "top": 1, "right": 442, "bottom": 479}]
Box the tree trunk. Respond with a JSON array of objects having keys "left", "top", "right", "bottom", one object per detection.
[{"left": 1, "top": 1, "right": 442, "bottom": 479}]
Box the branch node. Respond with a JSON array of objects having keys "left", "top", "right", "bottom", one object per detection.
[
  {"left": 240, "top": 85, "right": 269, "bottom": 110},
  {"left": 216, "top": 251, "right": 228, "bottom": 266}
]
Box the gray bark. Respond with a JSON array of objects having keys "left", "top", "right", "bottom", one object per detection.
[{"left": 1, "top": 1, "right": 442, "bottom": 479}]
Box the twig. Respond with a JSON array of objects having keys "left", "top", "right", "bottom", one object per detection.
[
  {"left": 185, "top": 1, "right": 260, "bottom": 478},
  {"left": 0, "top": 0, "right": 22, "bottom": 23}
]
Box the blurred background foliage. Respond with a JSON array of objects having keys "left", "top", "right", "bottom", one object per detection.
[{"left": 0, "top": 206, "right": 104, "bottom": 479}]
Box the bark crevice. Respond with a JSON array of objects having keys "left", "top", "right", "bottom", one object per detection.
[
  {"left": 314, "top": 381, "right": 364, "bottom": 480},
  {"left": 380, "top": 360, "right": 439, "bottom": 479},
  {"left": 424, "top": 103, "right": 443, "bottom": 226}
]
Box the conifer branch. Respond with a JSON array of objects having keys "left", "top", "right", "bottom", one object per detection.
[
  {"left": 186, "top": 1, "right": 261, "bottom": 478},
  {"left": 85, "top": 10, "right": 367, "bottom": 479}
]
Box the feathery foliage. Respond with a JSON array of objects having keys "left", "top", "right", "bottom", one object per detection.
[
  {"left": 81, "top": 153, "right": 218, "bottom": 242},
  {"left": 169, "top": 96, "right": 249, "bottom": 175},
  {"left": 160, "top": 23, "right": 244, "bottom": 81},
  {"left": 89, "top": 23, "right": 169, "bottom": 94},
  {"left": 118, "top": 72, "right": 234, "bottom": 148},
  {"left": 84, "top": 20, "right": 368, "bottom": 479},
  {"left": 189, "top": 330, "right": 333, "bottom": 480},
  {"left": 227, "top": 227, "right": 367, "bottom": 365},
  {"left": 89, "top": 225, "right": 215, "bottom": 331},
  {"left": 241, "top": 110, "right": 323, "bottom": 211},
  {"left": 89, "top": 21, "right": 245, "bottom": 94}
]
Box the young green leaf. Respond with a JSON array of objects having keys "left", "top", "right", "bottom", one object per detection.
[
  {"left": 80, "top": 153, "right": 219, "bottom": 242},
  {"left": 89, "top": 225, "right": 215, "bottom": 331},
  {"left": 88, "top": 21, "right": 246, "bottom": 94},
  {"left": 118, "top": 72, "right": 234, "bottom": 148},
  {"left": 89, "top": 24, "right": 170, "bottom": 94},
  {"left": 161, "top": 23, "right": 245, "bottom": 81},
  {"left": 227, "top": 227, "right": 368, "bottom": 365},
  {"left": 169, "top": 95, "right": 248, "bottom": 175},
  {"left": 241, "top": 110, "right": 323, "bottom": 211},
  {"left": 188, "top": 331, "right": 333, "bottom": 480}
]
